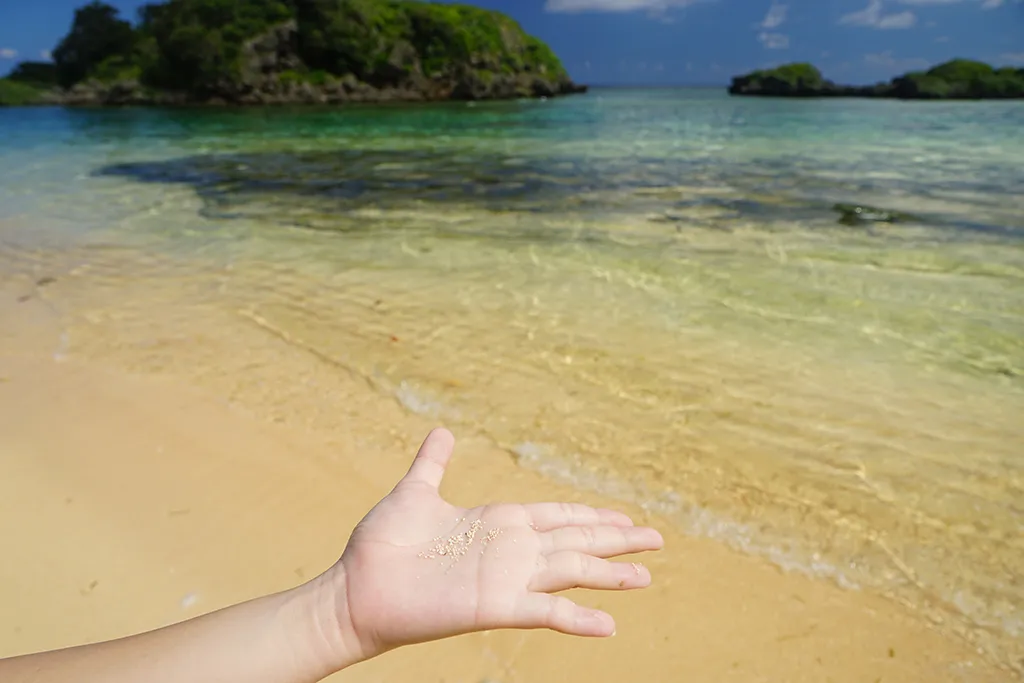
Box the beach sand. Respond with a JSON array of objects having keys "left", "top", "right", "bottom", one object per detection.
[{"left": 0, "top": 273, "right": 1010, "bottom": 683}]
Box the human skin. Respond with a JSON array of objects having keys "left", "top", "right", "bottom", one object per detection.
[{"left": 0, "top": 428, "right": 664, "bottom": 683}]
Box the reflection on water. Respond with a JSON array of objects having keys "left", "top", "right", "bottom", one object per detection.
[{"left": 1, "top": 90, "right": 1022, "bottom": 675}]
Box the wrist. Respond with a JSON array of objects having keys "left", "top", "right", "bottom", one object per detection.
[{"left": 289, "top": 564, "right": 366, "bottom": 676}]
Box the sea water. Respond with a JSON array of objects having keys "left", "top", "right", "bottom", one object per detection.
[{"left": 1, "top": 89, "right": 1021, "bottom": 673}]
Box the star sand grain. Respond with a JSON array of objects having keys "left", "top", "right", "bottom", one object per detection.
[{"left": 420, "top": 518, "right": 499, "bottom": 569}]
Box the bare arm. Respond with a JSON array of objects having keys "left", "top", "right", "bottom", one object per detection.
[
  {"left": 0, "top": 429, "right": 664, "bottom": 683},
  {"left": 0, "top": 578, "right": 346, "bottom": 683}
]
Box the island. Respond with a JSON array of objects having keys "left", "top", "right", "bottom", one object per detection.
[
  {"left": 728, "top": 60, "right": 1024, "bottom": 99},
  {"left": 0, "top": 0, "right": 586, "bottom": 107}
]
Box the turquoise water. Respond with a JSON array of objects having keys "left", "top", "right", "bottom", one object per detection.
[{"left": 1, "top": 89, "right": 1022, "bottom": 674}]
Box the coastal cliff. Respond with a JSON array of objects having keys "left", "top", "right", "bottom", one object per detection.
[
  {"left": 0, "top": 0, "right": 586, "bottom": 107},
  {"left": 728, "top": 60, "right": 1024, "bottom": 99}
]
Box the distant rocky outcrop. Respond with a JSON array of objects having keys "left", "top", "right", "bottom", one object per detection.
[
  {"left": 1, "top": 0, "right": 586, "bottom": 107},
  {"left": 729, "top": 60, "right": 1024, "bottom": 100}
]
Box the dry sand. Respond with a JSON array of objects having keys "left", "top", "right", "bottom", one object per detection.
[{"left": 0, "top": 277, "right": 1011, "bottom": 683}]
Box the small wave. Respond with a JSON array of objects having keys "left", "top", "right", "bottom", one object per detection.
[
  {"left": 395, "top": 381, "right": 457, "bottom": 419},
  {"left": 509, "top": 440, "right": 860, "bottom": 589}
]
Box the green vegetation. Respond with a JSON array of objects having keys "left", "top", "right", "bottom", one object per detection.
[
  {"left": 891, "top": 60, "right": 1024, "bottom": 99},
  {"left": 137, "top": 0, "right": 295, "bottom": 93},
  {"left": 5, "top": 0, "right": 579, "bottom": 104},
  {"left": 278, "top": 68, "right": 334, "bottom": 86},
  {"left": 6, "top": 61, "right": 58, "bottom": 87},
  {"left": 730, "top": 59, "right": 1024, "bottom": 99},
  {"left": 729, "top": 63, "right": 825, "bottom": 95},
  {"left": 0, "top": 61, "right": 58, "bottom": 105},
  {"left": 52, "top": 1, "right": 137, "bottom": 87},
  {"left": 293, "top": 0, "right": 567, "bottom": 86},
  {"left": 0, "top": 79, "right": 47, "bottom": 106}
]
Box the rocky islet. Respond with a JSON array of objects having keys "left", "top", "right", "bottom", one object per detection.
[
  {"left": 0, "top": 0, "right": 586, "bottom": 107},
  {"left": 729, "top": 60, "right": 1024, "bottom": 99}
]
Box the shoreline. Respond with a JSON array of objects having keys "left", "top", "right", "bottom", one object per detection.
[
  {"left": 0, "top": 258, "right": 1015, "bottom": 682},
  {"left": 0, "top": 85, "right": 589, "bottom": 109}
]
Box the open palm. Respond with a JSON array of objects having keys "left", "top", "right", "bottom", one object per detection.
[{"left": 328, "top": 428, "right": 664, "bottom": 662}]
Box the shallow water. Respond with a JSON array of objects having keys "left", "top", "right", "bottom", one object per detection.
[{"left": 1, "top": 90, "right": 1022, "bottom": 674}]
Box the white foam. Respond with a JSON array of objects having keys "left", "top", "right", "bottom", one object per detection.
[{"left": 510, "top": 440, "right": 859, "bottom": 589}]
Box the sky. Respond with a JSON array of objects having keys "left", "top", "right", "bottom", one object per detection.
[{"left": 1, "top": 0, "right": 1022, "bottom": 85}]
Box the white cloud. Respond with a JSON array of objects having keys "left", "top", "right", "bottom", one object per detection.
[
  {"left": 864, "top": 51, "right": 930, "bottom": 69},
  {"left": 760, "top": 2, "right": 788, "bottom": 27},
  {"left": 758, "top": 31, "right": 790, "bottom": 48},
  {"left": 1001, "top": 52, "right": 1024, "bottom": 63},
  {"left": 0, "top": 48, "right": 16, "bottom": 59},
  {"left": 840, "top": 0, "right": 917, "bottom": 29},
  {"left": 41, "top": 50, "right": 51, "bottom": 60},
  {"left": 840, "top": 0, "right": 884, "bottom": 23},
  {"left": 935, "top": 34, "right": 950, "bottom": 41},
  {"left": 878, "top": 10, "right": 917, "bottom": 26},
  {"left": 981, "top": 0, "right": 1004, "bottom": 7},
  {"left": 545, "top": 0, "right": 702, "bottom": 11},
  {"left": 754, "top": 4, "right": 788, "bottom": 49}
]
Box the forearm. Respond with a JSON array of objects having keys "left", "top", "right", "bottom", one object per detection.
[{"left": 0, "top": 575, "right": 350, "bottom": 683}]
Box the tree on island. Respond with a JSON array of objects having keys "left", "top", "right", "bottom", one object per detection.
[
  {"left": 729, "top": 59, "right": 1024, "bottom": 99},
  {"left": 0, "top": 0, "right": 585, "bottom": 106},
  {"left": 52, "top": 1, "right": 138, "bottom": 88}
]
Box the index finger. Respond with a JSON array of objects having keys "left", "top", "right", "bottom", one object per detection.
[{"left": 524, "top": 502, "right": 634, "bottom": 532}]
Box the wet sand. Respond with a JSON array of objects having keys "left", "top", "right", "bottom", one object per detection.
[{"left": 0, "top": 274, "right": 1010, "bottom": 682}]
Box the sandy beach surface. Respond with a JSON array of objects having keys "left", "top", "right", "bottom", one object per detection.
[{"left": 0, "top": 263, "right": 1012, "bottom": 683}]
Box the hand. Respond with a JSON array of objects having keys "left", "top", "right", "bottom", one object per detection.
[
  {"left": 321, "top": 428, "right": 664, "bottom": 668},
  {"left": 0, "top": 428, "right": 662, "bottom": 683}
]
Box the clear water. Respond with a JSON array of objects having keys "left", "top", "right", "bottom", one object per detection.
[{"left": 1, "top": 90, "right": 1022, "bottom": 674}]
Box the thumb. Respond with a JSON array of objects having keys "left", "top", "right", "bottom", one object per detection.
[{"left": 401, "top": 428, "right": 455, "bottom": 491}]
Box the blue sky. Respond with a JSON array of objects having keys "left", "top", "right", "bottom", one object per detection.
[{"left": 1, "top": 0, "right": 1022, "bottom": 84}]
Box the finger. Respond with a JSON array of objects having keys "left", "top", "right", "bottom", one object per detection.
[
  {"left": 530, "top": 551, "right": 653, "bottom": 593},
  {"left": 401, "top": 428, "right": 455, "bottom": 491},
  {"left": 540, "top": 525, "right": 664, "bottom": 558},
  {"left": 524, "top": 503, "right": 634, "bottom": 532},
  {"left": 513, "top": 593, "right": 616, "bottom": 637}
]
